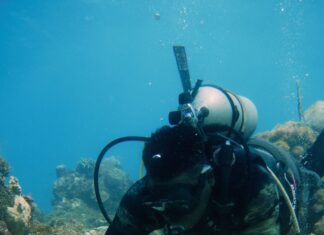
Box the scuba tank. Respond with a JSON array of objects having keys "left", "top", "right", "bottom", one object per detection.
[
  {"left": 192, "top": 86, "right": 258, "bottom": 139},
  {"left": 170, "top": 46, "right": 258, "bottom": 140}
]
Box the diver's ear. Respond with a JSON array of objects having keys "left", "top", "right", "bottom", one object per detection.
[
  {"left": 201, "top": 165, "right": 215, "bottom": 186},
  {"left": 302, "top": 129, "right": 324, "bottom": 177},
  {"left": 200, "top": 164, "right": 213, "bottom": 174}
]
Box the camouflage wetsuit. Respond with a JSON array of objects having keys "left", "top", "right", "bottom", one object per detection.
[
  {"left": 106, "top": 146, "right": 288, "bottom": 235},
  {"left": 104, "top": 124, "right": 324, "bottom": 235}
]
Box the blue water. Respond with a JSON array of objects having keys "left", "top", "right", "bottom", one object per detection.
[{"left": 0, "top": 0, "right": 323, "bottom": 212}]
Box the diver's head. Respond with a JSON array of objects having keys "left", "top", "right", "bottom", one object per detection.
[
  {"left": 142, "top": 125, "right": 214, "bottom": 230},
  {"left": 143, "top": 124, "right": 206, "bottom": 180}
]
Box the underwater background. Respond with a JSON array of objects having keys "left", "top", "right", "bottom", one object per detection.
[{"left": 0, "top": 0, "right": 323, "bottom": 214}]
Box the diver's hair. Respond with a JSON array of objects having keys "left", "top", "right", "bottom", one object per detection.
[{"left": 143, "top": 124, "right": 205, "bottom": 180}]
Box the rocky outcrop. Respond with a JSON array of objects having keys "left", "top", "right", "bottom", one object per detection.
[
  {"left": 50, "top": 157, "right": 133, "bottom": 229},
  {"left": 29, "top": 220, "right": 107, "bottom": 235},
  {"left": 28, "top": 156, "right": 132, "bottom": 234},
  {"left": 6, "top": 193, "right": 32, "bottom": 235},
  {"left": 257, "top": 121, "right": 318, "bottom": 160},
  {"left": 304, "top": 101, "right": 324, "bottom": 132},
  {"left": 0, "top": 157, "right": 33, "bottom": 235},
  {"left": 0, "top": 158, "right": 9, "bottom": 186}
]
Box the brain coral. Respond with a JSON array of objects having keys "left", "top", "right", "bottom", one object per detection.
[
  {"left": 257, "top": 121, "right": 318, "bottom": 160},
  {"left": 304, "top": 101, "right": 324, "bottom": 132}
]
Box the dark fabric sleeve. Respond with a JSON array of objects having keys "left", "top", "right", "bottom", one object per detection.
[
  {"left": 240, "top": 175, "right": 280, "bottom": 235},
  {"left": 105, "top": 178, "right": 157, "bottom": 235},
  {"left": 105, "top": 207, "right": 148, "bottom": 235},
  {"left": 233, "top": 150, "right": 281, "bottom": 235}
]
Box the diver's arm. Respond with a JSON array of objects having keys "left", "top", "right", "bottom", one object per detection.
[
  {"left": 240, "top": 179, "right": 280, "bottom": 235},
  {"left": 105, "top": 179, "right": 155, "bottom": 235},
  {"left": 238, "top": 160, "right": 282, "bottom": 235},
  {"left": 105, "top": 206, "right": 148, "bottom": 235}
]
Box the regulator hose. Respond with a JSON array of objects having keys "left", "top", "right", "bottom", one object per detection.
[{"left": 94, "top": 136, "right": 150, "bottom": 225}]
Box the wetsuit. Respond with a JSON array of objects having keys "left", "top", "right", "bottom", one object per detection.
[
  {"left": 106, "top": 146, "right": 285, "bottom": 235},
  {"left": 105, "top": 127, "right": 324, "bottom": 235}
]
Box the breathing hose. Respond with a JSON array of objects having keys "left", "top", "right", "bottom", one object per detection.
[
  {"left": 94, "top": 136, "right": 150, "bottom": 225},
  {"left": 265, "top": 166, "right": 301, "bottom": 234}
]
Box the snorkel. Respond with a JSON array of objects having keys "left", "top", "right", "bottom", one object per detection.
[{"left": 169, "top": 46, "right": 208, "bottom": 139}]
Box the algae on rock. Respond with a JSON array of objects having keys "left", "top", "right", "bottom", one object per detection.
[
  {"left": 51, "top": 156, "right": 133, "bottom": 229},
  {"left": 304, "top": 101, "right": 324, "bottom": 132},
  {"left": 0, "top": 157, "right": 33, "bottom": 235},
  {"left": 257, "top": 121, "right": 318, "bottom": 160}
]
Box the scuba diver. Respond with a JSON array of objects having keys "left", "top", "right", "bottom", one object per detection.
[{"left": 94, "top": 46, "right": 324, "bottom": 235}]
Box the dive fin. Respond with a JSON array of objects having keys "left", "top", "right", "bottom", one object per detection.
[
  {"left": 173, "top": 46, "right": 192, "bottom": 93},
  {"left": 302, "top": 129, "right": 324, "bottom": 177}
]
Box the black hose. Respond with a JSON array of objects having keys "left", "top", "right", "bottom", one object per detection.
[{"left": 94, "top": 136, "right": 150, "bottom": 225}]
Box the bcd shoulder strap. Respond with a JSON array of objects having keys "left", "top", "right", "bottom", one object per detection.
[{"left": 247, "top": 138, "right": 301, "bottom": 234}]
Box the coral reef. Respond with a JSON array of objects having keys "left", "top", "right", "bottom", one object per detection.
[
  {"left": 100, "top": 156, "right": 134, "bottom": 216},
  {"left": 257, "top": 121, "right": 318, "bottom": 160},
  {"left": 29, "top": 219, "right": 107, "bottom": 235},
  {"left": 0, "top": 220, "right": 10, "bottom": 235},
  {"left": 1, "top": 155, "right": 131, "bottom": 234},
  {"left": 55, "top": 165, "right": 68, "bottom": 178},
  {"left": 0, "top": 157, "right": 10, "bottom": 185},
  {"left": 312, "top": 188, "right": 324, "bottom": 215},
  {"left": 0, "top": 157, "right": 33, "bottom": 235},
  {"left": 304, "top": 101, "right": 324, "bottom": 132},
  {"left": 312, "top": 215, "right": 324, "bottom": 235},
  {"left": 6, "top": 192, "right": 32, "bottom": 235},
  {"left": 51, "top": 157, "right": 133, "bottom": 229},
  {"left": 309, "top": 187, "right": 324, "bottom": 235}
]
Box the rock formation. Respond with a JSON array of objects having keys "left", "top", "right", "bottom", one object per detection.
[
  {"left": 304, "top": 101, "right": 324, "bottom": 132},
  {"left": 0, "top": 157, "right": 33, "bottom": 235}
]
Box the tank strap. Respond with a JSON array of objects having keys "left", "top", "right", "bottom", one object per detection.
[
  {"left": 248, "top": 138, "right": 301, "bottom": 183},
  {"left": 203, "top": 85, "right": 240, "bottom": 137}
]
